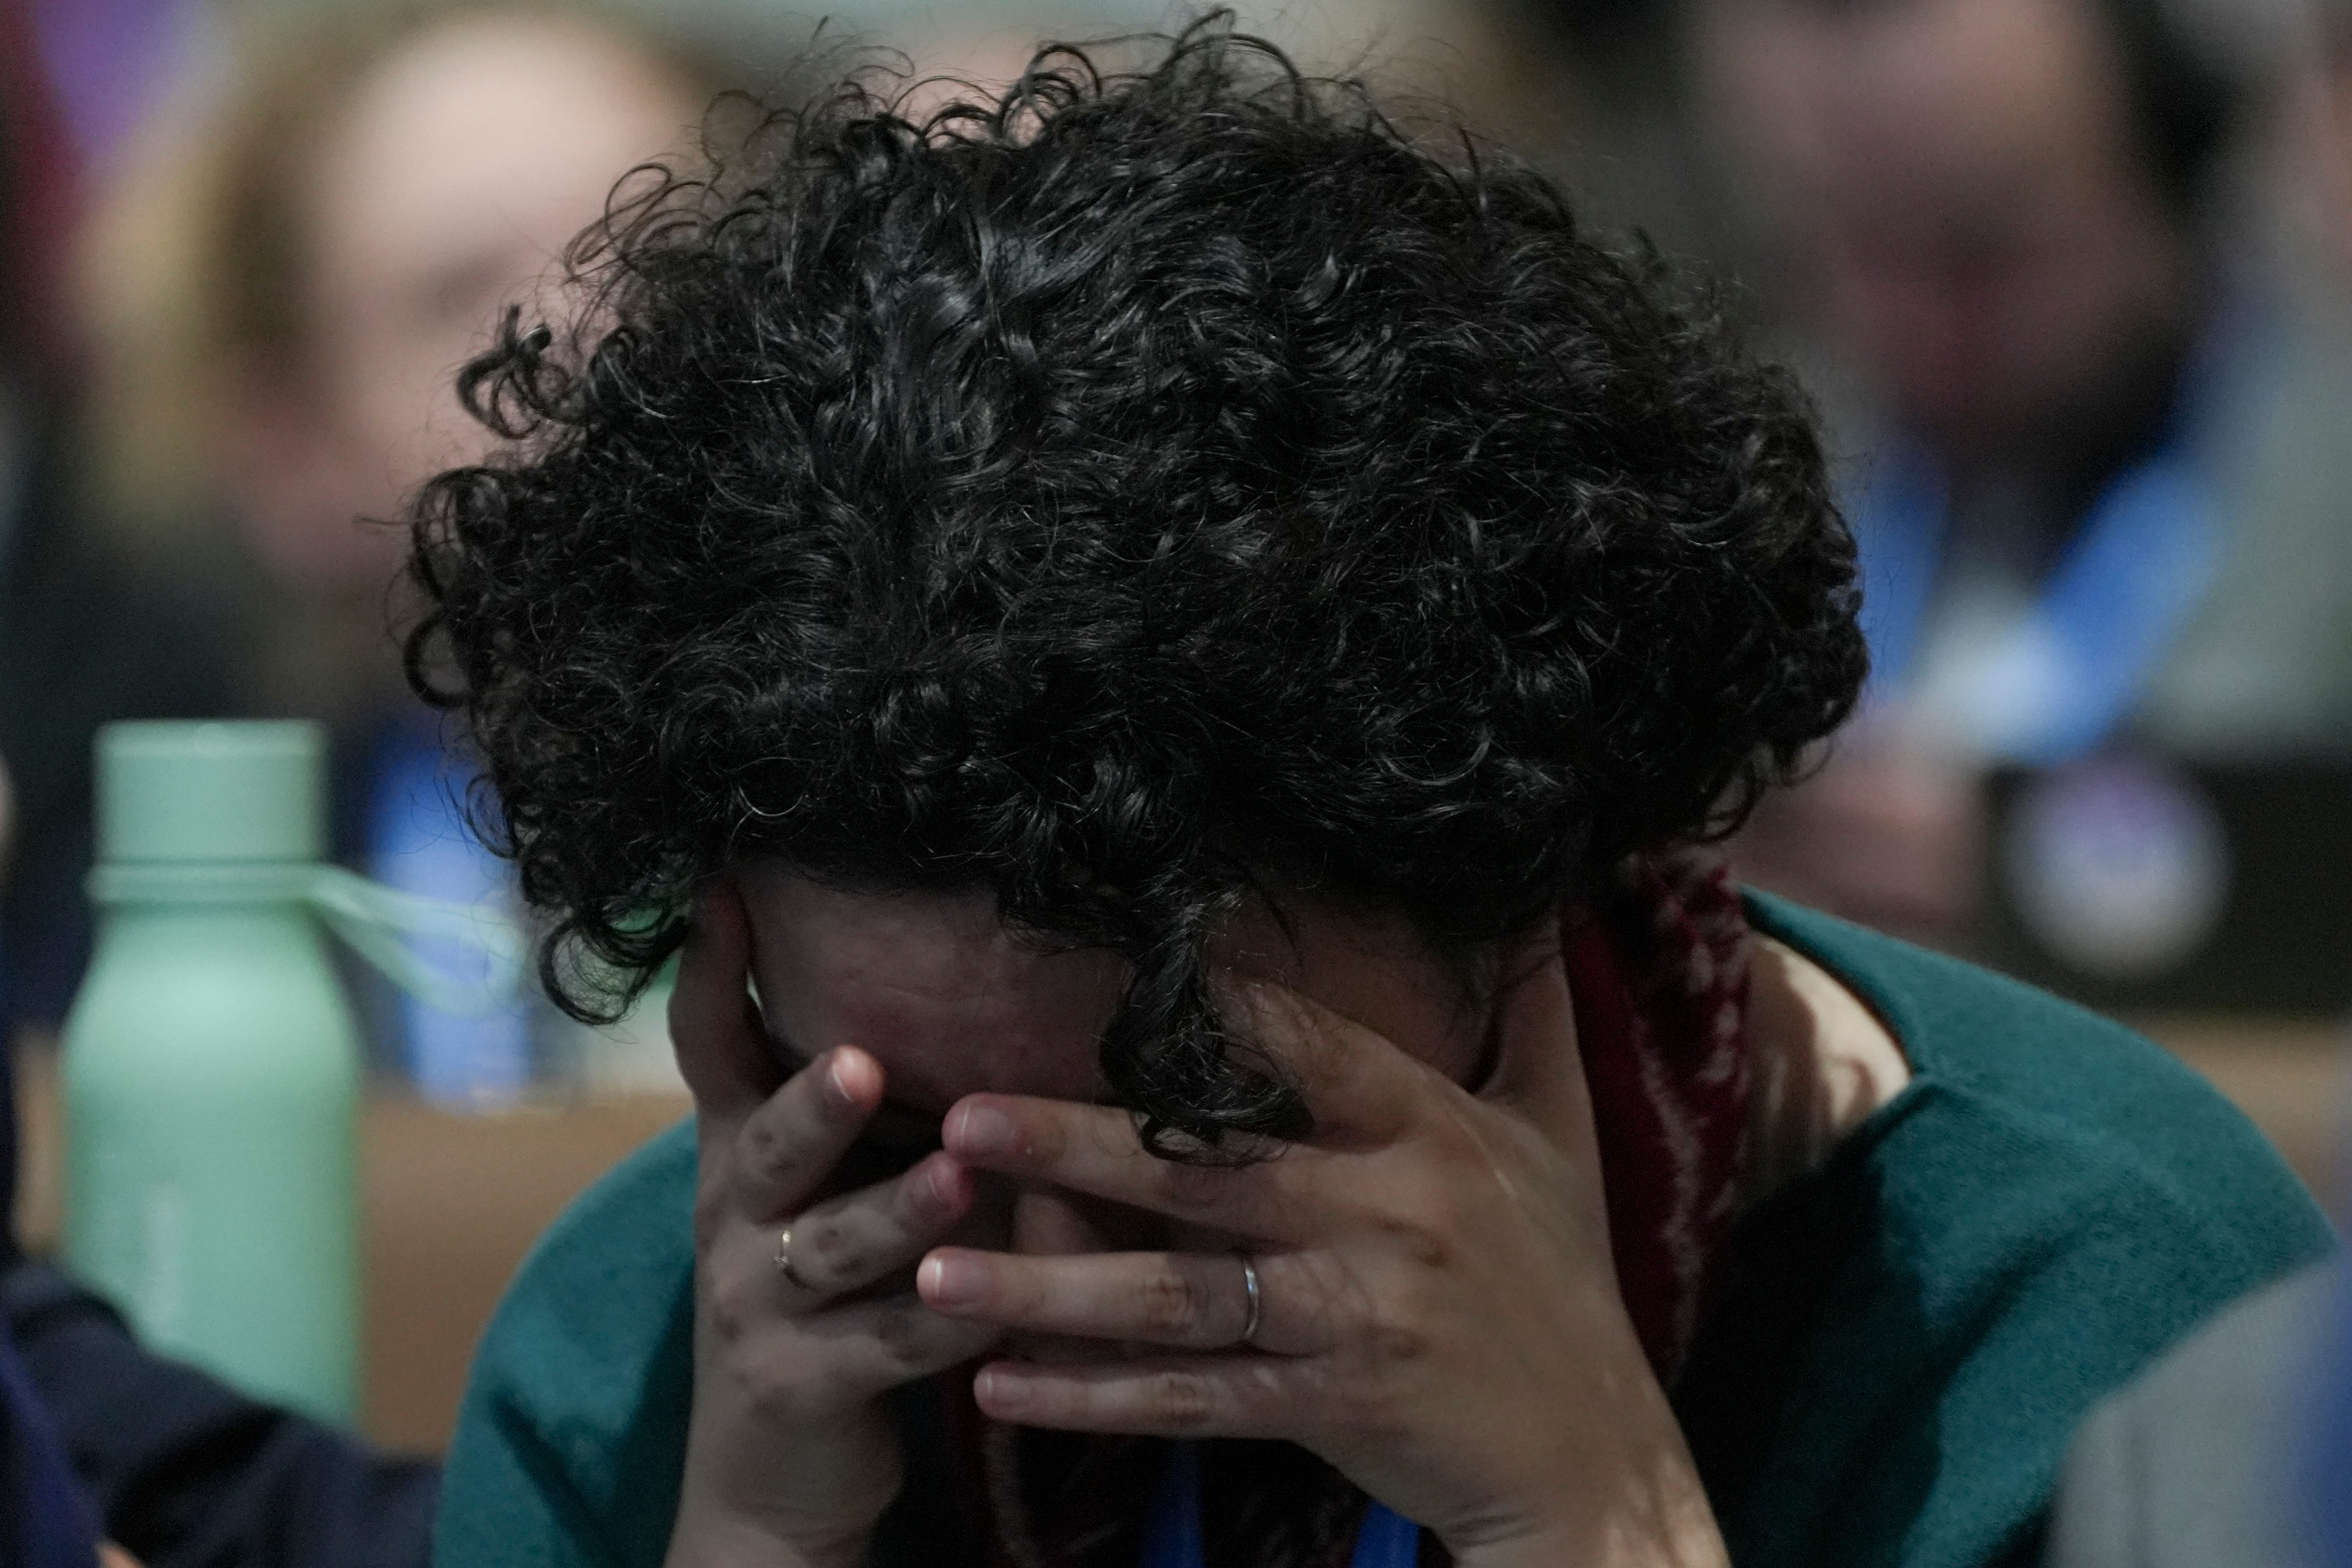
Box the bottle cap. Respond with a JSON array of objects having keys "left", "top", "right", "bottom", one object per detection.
[{"left": 96, "top": 720, "right": 326, "bottom": 864}]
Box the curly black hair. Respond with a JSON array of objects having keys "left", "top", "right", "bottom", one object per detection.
[{"left": 406, "top": 15, "right": 1866, "bottom": 1152}]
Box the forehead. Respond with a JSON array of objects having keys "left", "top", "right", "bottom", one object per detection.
[
  {"left": 1709, "top": 0, "right": 2126, "bottom": 215},
  {"left": 731, "top": 864, "right": 1124, "bottom": 1114},
  {"left": 307, "top": 17, "right": 690, "bottom": 299}
]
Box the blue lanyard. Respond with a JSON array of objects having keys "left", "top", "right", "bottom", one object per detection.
[
  {"left": 1846, "top": 302, "right": 2256, "bottom": 769},
  {"left": 365, "top": 714, "right": 534, "bottom": 1101},
  {"left": 1138, "top": 1442, "right": 1420, "bottom": 1568},
  {"left": 1851, "top": 437, "right": 2219, "bottom": 766}
]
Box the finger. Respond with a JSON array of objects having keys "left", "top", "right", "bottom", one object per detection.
[
  {"left": 707, "top": 1291, "right": 1003, "bottom": 1416},
  {"left": 727, "top": 1044, "right": 887, "bottom": 1222},
  {"left": 796, "top": 1293, "right": 1005, "bottom": 1403},
  {"left": 670, "top": 880, "right": 779, "bottom": 1129},
  {"left": 970, "top": 1354, "right": 1298, "bottom": 1438},
  {"left": 1479, "top": 918, "right": 1597, "bottom": 1141},
  {"left": 997, "top": 1184, "right": 1137, "bottom": 1365},
  {"left": 942, "top": 1095, "right": 1302, "bottom": 1238},
  {"left": 918, "top": 1246, "right": 1330, "bottom": 1356},
  {"left": 1216, "top": 980, "right": 1430, "bottom": 1147},
  {"left": 760, "top": 1151, "right": 977, "bottom": 1301}
]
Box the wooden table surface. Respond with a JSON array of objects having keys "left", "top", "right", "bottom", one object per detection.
[
  {"left": 2127, "top": 1016, "right": 2348, "bottom": 1206},
  {"left": 9, "top": 1043, "right": 688, "bottom": 1454},
  {"left": 12, "top": 1014, "right": 2349, "bottom": 1455},
  {"left": 356, "top": 1091, "right": 690, "bottom": 1452}
]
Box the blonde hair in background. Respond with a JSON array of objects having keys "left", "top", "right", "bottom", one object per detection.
[
  {"left": 82, "top": 1, "right": 472, "bottom": 556},
  {"left": 73, "top": 0, "right": 743, "bottom": 561},
  {"left": 64, "top": 0, "right": 773, "bottom": 730},
  {"left": 72, "top": 0, "right": 1560, "bottom": 567}
]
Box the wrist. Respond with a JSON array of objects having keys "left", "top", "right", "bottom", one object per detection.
[
  {"left": 1449, "top": 1513, "right": 1727, "bottom": 1568},
  {"left": 1443, "top": 1440, "right": 1727, "bottom": 1568}
]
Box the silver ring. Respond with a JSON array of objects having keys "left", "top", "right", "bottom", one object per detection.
[
  {"left": 773, "top": 1225, "right": 810, "bottom": 1289},
  {"left": 1237, "top": 1253, "right": 1263, "bottom": 1348}
]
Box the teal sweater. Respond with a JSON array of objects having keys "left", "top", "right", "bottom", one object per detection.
[{"left": 433, "top": 896, "right": 2335, "bottom": 1568}]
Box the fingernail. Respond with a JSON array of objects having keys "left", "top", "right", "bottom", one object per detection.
[
  {"left": 822, "top": 1052, "right": 857, "bottom": 1111},
  {"left": 951, "top": 1103, "right": 1015, "bottom": 1158},
  {"left": 974, "top": 1363, "right": 1029, "bottom": 1414},
  {"left": 920, "top": 1154, "right": 966, "bottom": 1211},
  {"left": 921, "top": 1252, "right": 985, "bottom": 1307}
]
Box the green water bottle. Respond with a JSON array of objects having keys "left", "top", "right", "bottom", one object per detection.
[{"left": 62, "top": 720, "right": 522, "bottom": 1422}]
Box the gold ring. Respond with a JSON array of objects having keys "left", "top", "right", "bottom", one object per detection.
[{"left": 773, "top": 1225, "right": 811, "bottom": 1289}]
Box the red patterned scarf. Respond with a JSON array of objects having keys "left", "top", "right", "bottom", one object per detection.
[
  {"left": 1562, "top": 848, "right": 1754, "bottom": 1383},
  {"left": 963, "top": 848, "right": 1756, "bottom": 1568}
]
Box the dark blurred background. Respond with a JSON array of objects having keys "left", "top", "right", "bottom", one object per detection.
[{"left": 5, "top": 0, "right": 2352, "bottom": 1453}]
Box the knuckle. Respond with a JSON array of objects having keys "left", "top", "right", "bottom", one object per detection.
[
  {"left": 1135, "top": 1267, "right": 1212, "bottom": 1340},
  {"left": 1160, "top": 1162, "right": 1239, "bottom": 1214},
  {"left": 1001, "top": 1112, "right": 1068, "bottom": 1172},
  {"left": 1363, "top": 1309, "right": 1436, "bottom": 1367},
  {"left": 737, "top": 1114, "right": 811, "bottom": 1193},
  {"left": 703, "top": 1267, "right": 766, "bottom": 1352},
  {"left": 1352, "top": 1261, "right": 1439, "bottom": 1364},
  {"left": 805, "top": 1216, "right": 861, "bottom": 1269},
  {"left": 1368, "top": 1204, "right": 1453, "bottom": 1272},
  {"left": 1147, "top": 1369, "right": 1217, "bottom": 1431},
  {"left": 869, "top": 1298, "right": 941, "bottom": 1369},
  {"left": 725, "top": 1349, "right": 816, "bottom": 1422},
  {"left": 793, "top": 1215, "right": 872, "bottom": 1292}
]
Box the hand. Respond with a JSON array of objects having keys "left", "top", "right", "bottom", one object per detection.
[
  {"left": 916, "top": 924, "right": 1729, "bottom": 1568},
  {"left": 663, "top": 883, "right": 1003, "bottom": 1568}
]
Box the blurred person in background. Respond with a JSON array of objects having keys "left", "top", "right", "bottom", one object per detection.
[
  {"left": 64, "top": 0, "right": 719, "bottom": 1097},
  {"left": 2016, "top": 17, "right": 2352, "bottom": 1566},
  {"left": 1697, "top": 0, "right": 2352, "bottom": 943},
  {"left": 2284, "top": 0, "right": 2352, "bottom": 291},
  {"left": 0, "top": 757, "right": 110, "bottom": 1568}
]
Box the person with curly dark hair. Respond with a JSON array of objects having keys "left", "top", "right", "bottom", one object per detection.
[{"left": 415, "top": 21, "right": 2330, "bottom": 1568}]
